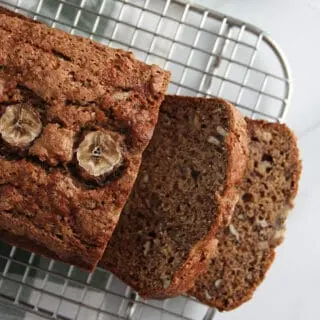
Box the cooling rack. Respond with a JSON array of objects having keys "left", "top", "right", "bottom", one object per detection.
[{"left": 0, "top": 0, "right": 292, "bottom": 319}]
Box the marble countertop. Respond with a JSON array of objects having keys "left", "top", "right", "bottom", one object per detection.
[{"left": 192, "top": 1, "right": 319, "bottom": 319}]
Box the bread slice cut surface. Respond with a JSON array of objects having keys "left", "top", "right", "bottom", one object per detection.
[
  {"left": 190, "top": 119, "right": 301, "bottom": 310},
  {"left": 101, "top": 95, "right": 248, "bottom": 298}
]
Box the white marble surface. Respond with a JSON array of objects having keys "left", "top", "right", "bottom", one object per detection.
[{"left": 192, "top": 0, "right": 320, "bottom": 319}]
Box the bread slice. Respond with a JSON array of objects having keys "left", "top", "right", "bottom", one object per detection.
[
  {"left": 0, "top": 7, "right": 170, "bottom": 271},
  {"left": 190, "top": 119, "right": 301, "bottom": 310},
  {"left": 100, "top": 96, "right": 248, "bottom": 298}
]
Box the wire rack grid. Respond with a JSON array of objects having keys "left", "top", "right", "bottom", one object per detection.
[{"left": 0, "top": 0, "right": 292, "bottom": 319}]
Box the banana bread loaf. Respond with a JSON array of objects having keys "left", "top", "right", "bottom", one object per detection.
[
  {"left": 190, "top": 119, "right": 301, "bottom": 310},
  {"left": 101, "top": 96, "right": 248, "bottom": 298},
  {"left": 0, "top": 7, "right": 170, "bottom": 271}
]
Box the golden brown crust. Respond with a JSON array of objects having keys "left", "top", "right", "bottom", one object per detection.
[
  {"left": 0, "top": 219, "right": 99, "bottom": 269},
  {"left": 190, "top": 119, "right": 302, "bottom": 310},
  {"left": 101, "top": 96, "right": 248, "bottom": 298},
  {"left": 0, "top": 7, "right": 170, "bottom": 271}
]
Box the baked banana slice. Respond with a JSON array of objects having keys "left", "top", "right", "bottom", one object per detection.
[
  {"left": 0, "top": 104, "right": 42, "bottom": 148},
  {"left": 77, "top": 131, "right": 123, "bottom": 178}
]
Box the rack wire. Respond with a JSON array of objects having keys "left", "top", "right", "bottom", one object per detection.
[{"left": 0, "top": 0, "right": 292, "bottom": 319}]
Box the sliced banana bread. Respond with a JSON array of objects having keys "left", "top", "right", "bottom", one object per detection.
[
  {"left": 101, "top": 96, "right": 248, "bottom": 298},
  {"left": 190, "top": 119, "right": 301, "bottom": 310},
  {"left": 0, "top": 7, "right": 170, "bottom": 271}
]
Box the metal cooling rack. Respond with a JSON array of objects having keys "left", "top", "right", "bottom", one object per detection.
[{"left": 0, "top": 0, "right": 292, "bottom": 319}]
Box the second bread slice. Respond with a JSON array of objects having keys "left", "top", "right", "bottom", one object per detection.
[
  {"left": 190, "top": 119, "right": 301, "bottom": 310},
  {"left": 101, "top": 96, "right": 248, "bottom": 298}
]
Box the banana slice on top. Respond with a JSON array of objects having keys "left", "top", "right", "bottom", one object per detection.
[
  {"left": 0, "top": 104, "right": 42, "bottom": 148},
  {"left": 77, "top": 131, "right": 123, "bottom": 178}
]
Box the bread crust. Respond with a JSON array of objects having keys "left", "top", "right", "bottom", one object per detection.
[
  {"left": 190, "top": 119, "right": 302, "bottom": 310},
  {"left": 0, "top": 7, "right": 170, "bottom": 271}
]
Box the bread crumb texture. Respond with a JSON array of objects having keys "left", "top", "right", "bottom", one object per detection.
[{"left": 191, "top": 119, "right": 301, "bottom": 311}]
